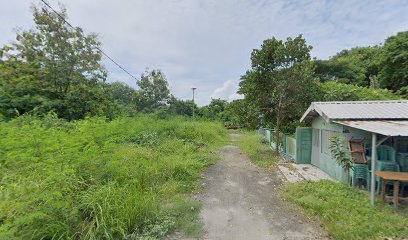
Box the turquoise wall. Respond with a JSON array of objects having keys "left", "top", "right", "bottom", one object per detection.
[
  {"left": 311, "top": 118, "right": 345, "bottom": 182},
  {"left": 311, "top": 117, "right": 374, "bottom": 182}
]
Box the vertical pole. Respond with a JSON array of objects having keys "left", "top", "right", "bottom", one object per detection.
[
  {"left": 370, "top": 133, "right": 377, "bottom": 206},
  {"left": 192, "top": 88, "right": 196, "bottom": 122}
]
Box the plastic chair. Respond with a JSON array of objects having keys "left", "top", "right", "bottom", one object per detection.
[
  {"left": 397, "top": 153, "right": 408, "bottom": 172},
  {"left": 350, "top": 163, "right": 369, "bottom": 189},
  {"left": 377, "top": 145, "right": 397, "bottom": 162}
]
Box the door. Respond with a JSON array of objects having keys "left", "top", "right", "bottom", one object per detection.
[
  {"left": 295, "top": 127, "right": 312, "bottom": 164},
  {"left": 311, "top": 128, "right": 320, "bottom": 167}
]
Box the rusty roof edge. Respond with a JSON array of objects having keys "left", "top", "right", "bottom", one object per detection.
[
  {"left": 333, "top": 120, "right": 408, "bottom": 137},
  {"left": 311, "top": 100, "right": 408, "bottom": 105}
]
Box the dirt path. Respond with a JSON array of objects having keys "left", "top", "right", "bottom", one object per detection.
[{"left": 197, "top": 133, "right": 326, "bottom": 240}]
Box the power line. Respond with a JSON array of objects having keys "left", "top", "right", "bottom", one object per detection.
[{"left": 39, "top": 0, "right": 138, "bottom": 81}]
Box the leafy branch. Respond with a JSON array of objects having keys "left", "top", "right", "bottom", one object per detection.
[{"left": 329, "top": 136, "right": 353, "bottom": 176}]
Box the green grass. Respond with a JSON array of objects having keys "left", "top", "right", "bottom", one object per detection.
[
  {"left": 282, "top": 180, "right": 408, "bottom": 240},
  {"left": 235, "top": 131, "right": 278, "bottom": 170},
  {"left": 0, "top": 114, "right": 227, "bottom": 239}
]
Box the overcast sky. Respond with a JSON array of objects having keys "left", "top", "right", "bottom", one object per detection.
[{"left": 1, "top": 1, "right": 407, "bottom": 105}]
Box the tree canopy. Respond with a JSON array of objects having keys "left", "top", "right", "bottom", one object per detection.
[
  {"left": 314, "top": 46, "right": 381, "bottom": 87},
  {"left": 319, "top": 81, "right": 401, "bottom": 101},
  {"left": 314, "top": 31, "right": 408, "bottom": 93},
  {"left": 239, "top": 35, "right": 317, "bottom": 152},
  {"left": 379, "top": 31, "right": 408, "bottom": 91},
  {"left": 135, "top": 69, "right": 171, "bottom": 112},
  {"left": 0, "top": 6, "right": 111, "bottom": 120}
]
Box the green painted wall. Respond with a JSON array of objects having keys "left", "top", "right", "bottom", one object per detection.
[
  {"left": 311, "top": 118, "right": 345, "bottom": 182},
  {"left": 310, "top": 117, "right": 374, "bottom": 182}
]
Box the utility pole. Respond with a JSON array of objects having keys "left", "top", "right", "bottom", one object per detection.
[{"left": 192, "top": 87, "right": 197, "bottom": 121}]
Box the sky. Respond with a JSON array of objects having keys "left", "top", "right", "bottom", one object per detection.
[{"left": 1, "top": 0, "right": 407, "bottom": 106}]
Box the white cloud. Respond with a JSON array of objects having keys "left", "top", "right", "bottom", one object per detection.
[
  {"left": 1, "top": 0, "right": 407, "bottom": 106},
  {"left": 211, "top": 79, "right": 243, "bottom": 103}
]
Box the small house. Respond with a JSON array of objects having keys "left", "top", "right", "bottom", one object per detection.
[
  {"left": 299, "top": 100, "right": 408, "bottom": 203},
  {"left": 258, "top": 100, "right": 408, "bottom": 205}
]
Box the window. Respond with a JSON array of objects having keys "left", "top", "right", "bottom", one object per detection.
[{"left": 321, "top": 130, "right": 340, "bottom": 155}]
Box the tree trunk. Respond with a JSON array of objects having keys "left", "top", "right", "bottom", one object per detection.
[{"left": 275, "top": 95, "right": 283, "bottom": 155}]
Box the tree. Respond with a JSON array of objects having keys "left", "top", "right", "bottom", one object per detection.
[
  {"left": 319, "top": 81, "right": 401, "bottom": 101},
  {"left": 224, "top": 99, "right": 259, "bottom": 129},
  {"left": 135, "top": 69, "right": 171, "bottom": 112},
  {"left": 167, "top": 96, "right": 197, "bottom": 116},
  {"left": 239, "top": 35, "right": 316, "bottom": 154},
  {"left": 314, "top": 31, "right": 408, "bottom": 94},
  {"left": 396, "top": 86, "right": 408, "bottom": 99},
  {"left": 199, "top": 98, "right": 228, "bottom": 120},
  {"left": 0, "top": 4, "right": 110, "bottom": 120},
  {"left": 379, "top": 31, "right": 408, "bottom": 92},
  {"left": 314, "top": 46, "right": 381, "bottom": 87},
  {"left": 106, "top": 82, "right": 137, "bottom": 116},
  {"left": 108, "top": 82, "right": 136, "bottom": 106}
]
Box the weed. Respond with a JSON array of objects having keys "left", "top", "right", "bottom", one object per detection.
[
  {"left": 235, "top": 131, "right": 279, "bottom": 170},
  {"left": 283, "top": 180, "right": 408, "bottom": 240},
  {"left": 0, "top": 115, "right": 227, "bottom": 239}
]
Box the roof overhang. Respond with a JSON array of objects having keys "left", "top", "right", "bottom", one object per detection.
[
  {"left": 334, "top": 120, "right": 408, "bottom": 137},
  {"left": 300, "top": 100, "right": 408, "bottom": 123}
]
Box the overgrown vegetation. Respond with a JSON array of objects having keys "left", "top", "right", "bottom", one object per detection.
[
  {"left": 283, "top": 180, "right": 408, "bottom": 240},
  {"left": 315, "top": 32, "right": 408, "bottom": 92},
  {"left": 0, "top": 5, "right": 199, "bottom": 121},
  {"left": 0, "top": 114, "right": 227, "bottom": 239},
  {"left": 235, "top": 131, "right": 278, "bottom": 170},
  {"left": 237, "top": 32, "right": 406, "bottom": 133},
  {"left": 239, "top": 35, "right": 317, "bottom": 152},
  {"left": 320, "top": 81, "right": 401, "bottom": 101}
]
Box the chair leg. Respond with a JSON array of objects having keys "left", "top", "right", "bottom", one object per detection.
[{"left": 351, "top": 172, "right": 355, "bottom": 187}]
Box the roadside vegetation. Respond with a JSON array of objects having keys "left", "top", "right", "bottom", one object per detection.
[
  {"left": 283, "top": 180, "right": 408, "bottom": 240},
  {"left": 0, "top": 114, "right": 227, "bottom": 239},
  {"left": 235, "top": 131, "right": 278, "bottom": 170},
  {"left": 1, "top": 2, "right": 407, "bottom": 239}
]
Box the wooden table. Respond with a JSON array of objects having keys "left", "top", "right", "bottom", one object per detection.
[{"left": 375, "top": 171, "right": 408, "bottom": 208}]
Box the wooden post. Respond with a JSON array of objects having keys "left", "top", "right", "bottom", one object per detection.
[
  {"left": 393, "top": 181, "right": 399, "bottom": 209},
  {"left": 381, "top": 179, "right": 386, "bottom": 202}
]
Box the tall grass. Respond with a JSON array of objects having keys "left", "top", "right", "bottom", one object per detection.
[
  {"left": 0, "top": 114, "right": 227, "bottom": 239},
  {"left": 235, "top": 131, "right": 278, "bottom": 170},
  {"left": 283, "top": 180, "right": 408, "bottom": 240}
]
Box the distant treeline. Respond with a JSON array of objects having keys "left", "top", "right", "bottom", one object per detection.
[
  {"left": 0, "top": 5, "right": 406, "bottom": 132},
  {"left": 235, "top": 32, "right": 407, "bottom": 148},
  {"left": 0, "top": 6, "right": 199, "bottom": 121}
]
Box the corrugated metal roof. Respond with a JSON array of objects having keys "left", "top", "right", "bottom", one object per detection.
[
  {"left": 300, "top": 100, "right": 408, "bottom": 122},
  {"left": 334, "top": 121, "right": 408, "bottom": 137}
]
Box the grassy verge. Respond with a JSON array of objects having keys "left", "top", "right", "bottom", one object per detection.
[
  {"left": 282, "top": 180, "right": 408, "bottom": 240},
  {"left": 235, "top": 131, "right": 278, "bottom": 170},
  {"left": 0, "top": 114, "right": 227, "bottom": 239}
]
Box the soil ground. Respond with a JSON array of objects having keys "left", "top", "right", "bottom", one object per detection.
[{"left": 196, "top": 133, "right": 327, "bottom": 240}]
